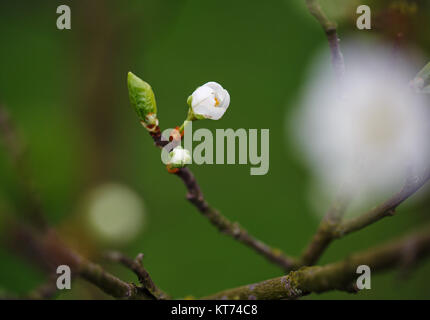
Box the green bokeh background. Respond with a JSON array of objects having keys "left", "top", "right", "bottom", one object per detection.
[{"left": 0, "top": 0, "right": 429, "bottom": 299}]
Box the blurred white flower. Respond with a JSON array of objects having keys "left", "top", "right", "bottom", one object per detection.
[
  {"left": 87, "top": 183, "right": 145, "bottom": 245},
  {"left": 188, "top": 82, "right": 230, "bottom": 120},
  {"left": 293, "top": 41, "right": 430, "bottom": 199},
  {"left": 411, "top": 62, "right": 430, "bottom": 94},
  {"left": 168, "top": 146, "right": 192, "bottom": 168}
]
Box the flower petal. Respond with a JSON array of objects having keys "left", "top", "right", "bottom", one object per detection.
[
  {"left": 189, "top": 82, "right": 230, "bottom": 120},
  {"left": 219, "top": 89, "right": 230, "bottom": 110},
  {"left": 191, "top": 86, "right": 215, "bottom": 108}
]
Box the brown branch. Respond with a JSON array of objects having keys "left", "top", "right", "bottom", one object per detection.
[
  {"left": 335, "top": 171, "right": 430, "bottom": 237},
  {"left": 0, "top": 104, "right": 163, "bottom": 300},
  {"left": 0, "top": 103, "right": 153, "bottom": 299},
  {"left": 78, "top": 258, "right": 143, "bottom": 299},
  {"left": 7, "top": 223, "right": 151, "bottom": 300},
  {"left": 175, "top": 168, "right": 299, "bottom": 271},
  {"left": 300, "top": 195, "right": 349, "bottom": 265},
  {"left": 300, "top": 172, "right": 430, "bottom": 266},
  {"left": 26, "top": 276, "right": 59, "bottom": 300},
  {"left": 148, "top": 126, "right": 298, "bottom": 271},
  {"left": 105, "top": 251, "right": 170, "bottom": 300},
  {"left": 305, "top": 0, "right": 345, "bottom": 80},
  {"left": 0, "top": 103, "right": 47, "bottom": 230},
  {"left": 3, "top": 275, "right": 63, "bottom": 300},
  {"left": 75, "top": 0, "right": 121, "bottom": 186},
  {"left": 204, "top": 224, "right": 430, "bottom": 300},
  {"left": 299, "top": 0, "right": 346, "bottom": 267}
]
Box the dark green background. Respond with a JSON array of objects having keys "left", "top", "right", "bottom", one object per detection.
[{"left": 0, "top": 0, "right": 429, "bottom": 299}]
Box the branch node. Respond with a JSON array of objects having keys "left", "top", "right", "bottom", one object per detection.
[{"left": 105, "top": 251, "right": 170, "bottom": 300}]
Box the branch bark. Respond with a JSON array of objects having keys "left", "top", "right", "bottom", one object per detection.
[
  {"left": 105, "top": 251, "right": 170, "bottom": 300},
  {"left": 335, "top": 172, "right": 430, "bottom": 237},
  {"left": 0, "top": 279, "right": 58, "bottom": 300},
  {"left": 300, "top": 172, "right": 430, "bottom": 266},
  {"left": 305, "top": 0, "right": 345, "bottom": 80},
  {"left": 298, "top": 0, "right": 347, "bottom": 266},
  {"left": 8, "top": 224, "right": 152, "bottom": 300},
  {"left": 300, "top": 195, "right": 349, "bottom": 265},
  {"left": 0, "top": 103, "right": 47, "bottom": 230},
  {"left": 149, "top": 126, "right": 298, "bottom": 271},
  {"left": 204, "top": 224, "right": 430, "bottom": 300}
]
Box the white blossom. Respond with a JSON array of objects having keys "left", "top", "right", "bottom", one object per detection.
[
  {"left": 293, "top": 41, "right": 430, "bottom": 199},
  {"left": 189, "top": 82, "right": 230, "bottom": 120},
  {"left": 169, "top": 146, "right": 192, "bottom": 168}
]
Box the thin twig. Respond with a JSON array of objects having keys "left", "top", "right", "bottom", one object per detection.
[
  {"left": 300, "top": 195, "right": 349, "bottom": 265},
  {"left": 7, "top": 223, "right": 150, "bottom": 300},
  {"left": 0, "top": 104, "right": 159, "bottom": 300},
  {"left": 75, "top": 0, "right": 121, "bottom": 186},
  {"left": 305, "top": 0, "right": 345, "bottom": 80},
  {"left": 79, "top": 258, "right": 143, "bottom": 299},
  {"left": 335, "top": 171, "right": 430, "bottom": 237},
  {"left": 105, "top": 251, "right": 170, "bottom": 300},
  {"left": 298, "top": 0, "right": 348, "bottom": 268},
  {"left": 176, "top": 168, "right": 299, "bottom": 270},
  {"left": 26, "top": 276, "right": 59, "bottom": 300},
  {"left": 300, "top": 172, "right": 430, "bottom": 266},
  {"left": 148, "top": 126, "right": 298, "bottom": 271},
  {"left": 0, "top": 103, "right": 47, "bottom": 230},
  {"left": 204, "top": 224, "right": 430, "bottom": 300},
  {"left": 0, "top": 279, "right": 58, "bottom": 301}
]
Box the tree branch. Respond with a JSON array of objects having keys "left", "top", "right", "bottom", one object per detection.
[
  {"left": 335, "top": 171, "right": 430, "bottom": 237},
  {"left": 305, "top": 0, "right": 345, "bottom": 80},
  {"left": 105, "top": 251, "right": 170, "bottom": 300},
  {"left": 297, "top": 0, "right": 347, "bottom": 266},
  {"left": 0, "top": 103, "right": 47, "bottom": 230},
  {"left": 78, "top": 258, "right": 142, "bottom": 299},
  {"left": 148, "top": 126, "right": 298, "bottom": 271},
  {"left": 0, "top": 103, "right": 165, "bottom": 300},
  {"left": 300, "top": 195, "right": 349, "bottom": 265},
  {"left": 300, "top": 172, "right": 430, "bottom": 266},
  {"left": 204, "top": 224, "right": 430, "bottom": 300},
  {"left": 0, "top": 279, "right": 59, "bottom": 300},
  {"left": 25, "top": 276, "right": 59, "bottom": 300},
  {"left": 7, "top": 223, "right": 152, "bottom": 300}
]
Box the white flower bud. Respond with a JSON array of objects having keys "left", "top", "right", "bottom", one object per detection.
[
  {"left": 168, "top": 146, "right": 192, "bottom": 169},
  {"left": 188, "top": 82, "right": 230, "bottom": 120}
]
